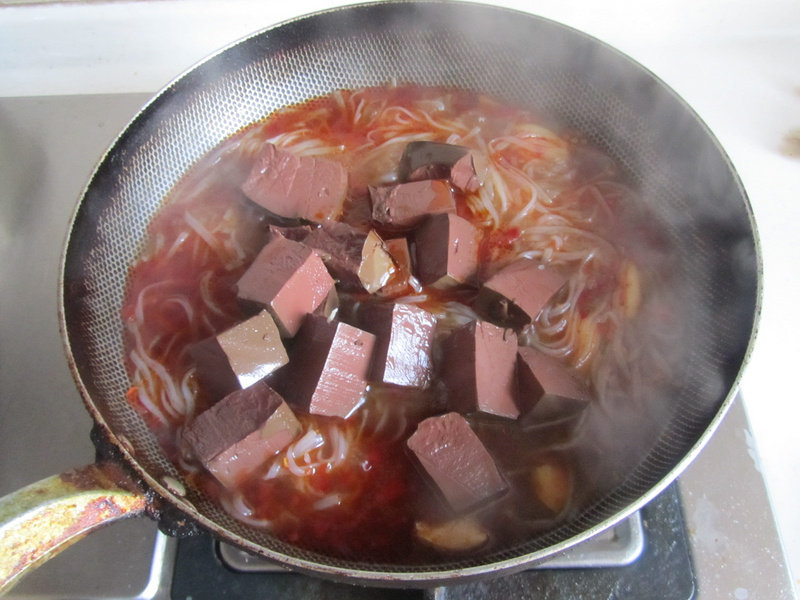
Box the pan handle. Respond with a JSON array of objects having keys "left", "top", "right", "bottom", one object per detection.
[{"left": 0, "top": 462, "right": 147, "bottom": 595}]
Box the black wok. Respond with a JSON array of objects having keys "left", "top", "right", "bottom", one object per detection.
[{"left": 0, "top": 0, "right": 759, "bottom": 591}]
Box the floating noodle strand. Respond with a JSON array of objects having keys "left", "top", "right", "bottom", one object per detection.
[
  {"left": 183, "top": 211, "right": 230, "bottom": 263},
  {"left": 222, "top": 493, "right": 274, "bottom": 529},
  {"left": 198, "top": 271, "right": 229, "bottom": 319}
]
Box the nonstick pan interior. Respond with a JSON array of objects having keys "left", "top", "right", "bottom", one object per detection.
[{"left": 60, "top": 1, "right": 759, "bottom": 584}]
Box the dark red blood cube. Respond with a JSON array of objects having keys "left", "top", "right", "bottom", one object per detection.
[
  {"left": 476, "top": 259, "right": 567, "bottom": 329},
  {"left": 413, "top": 213, "right": 479, "bottom": 288},
  {"left": 398, "top": 141, "right": 482, "bottom": 193},
  {"left": 236, "top": 235, "right": 335, "bottom": 337},
  {"left": 407, "top": 412, "right": 508, "bottom": 512},
  {"left": 276, "top": 315, "right": 376, "bottom": 419},
  {"left": 293, "top": 221, "right": 367, "bottom": 291},
  {"left": 440, "top": 320, "right": 520, "bottom": 419},
  {"left": 358, "top": 302, "right": 437, "bottom": 388},
  {"left": 241, "top": 143, "right": 348, "bottom": 222},
  {"left": 369, "top": 180, "right": 455, "bottom": 228},
  {"left": 190, "top": 310, "right": 288, "bottom": 400},
  {"left": 182, "top": 381, "right": 301, "bottom": 487},
  {"left": 516, "top": 346, "right": 590, "bottom": 429}
]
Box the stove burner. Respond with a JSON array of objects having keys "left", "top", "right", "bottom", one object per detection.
[{"left": 170, "top": 483, "right": 695, "bottom": 599}]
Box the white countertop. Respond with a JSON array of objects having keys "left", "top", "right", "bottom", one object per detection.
[{"left": 1, "top": 0, "right": 798, "bottom": 595}]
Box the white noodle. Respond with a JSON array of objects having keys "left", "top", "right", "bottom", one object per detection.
[
  {"left": 289, "top": 429, "right": 325, "bottom": 459},
  {"left": 314, "top": 493, "right": 343, "bottom": 511},
  {"left": 184, "top": 211, "right": 229, "bottom": 264},
  {"left": 285, "top": 450, "right": 314, "bottom": 477},
  {"left": 509, "top": 186, "right": 539, "bottom": 226},
  {"left": 129, "top": 350, "right": 179, "bottom": 421},
  {"left": 221, "top": 493, "right": 273, "bottom": 529},
  {"left": 198, "top": 271, "right": 228, "bottom": 318},
  {"left": 165, "top": 231, "right": 190, "bottom": 260},
  {"left": 133, "top": 280, "right": 174, "bottom": 326},
  {"left": 129, "top": 325, "right": 187, "bottom": 419},
  {"left": 353, "top": 97, "right": 366, "bottom": 125},
  {"left": 263, "top": 460, "right": 283, "bottom": 480},
  {"left": 128, "top": 375, "right": 170, "bottom": 426},
  {"left": 165, "top": 295, "right": 194, "bottom": 327},
  {"left": 284, "top": 139, "right": 335, "bottom": 157}
]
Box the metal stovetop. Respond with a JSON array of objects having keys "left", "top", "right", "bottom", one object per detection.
[{"left": 0, "top": 93, "right": 794, "bottom": 600}]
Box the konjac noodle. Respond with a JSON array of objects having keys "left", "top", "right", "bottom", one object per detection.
[{"left": 122, "top": 85, "right": 681, "bottom": 562}]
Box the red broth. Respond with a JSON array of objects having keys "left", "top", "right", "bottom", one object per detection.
[{"left": 122, "top": 85, "right": 677, "bottom": 561}]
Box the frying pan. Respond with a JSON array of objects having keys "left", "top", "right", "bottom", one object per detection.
[{"left": 0, "top": 0, "right": 760, "bottom": 591}]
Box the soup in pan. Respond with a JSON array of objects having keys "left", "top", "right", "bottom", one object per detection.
[{"left": 122, "top": 85, "right": 679, "bottom": 561}]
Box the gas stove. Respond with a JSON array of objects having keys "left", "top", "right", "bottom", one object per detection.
[{"left": 0, "top": 92, "right": 794, "bottom": 600}]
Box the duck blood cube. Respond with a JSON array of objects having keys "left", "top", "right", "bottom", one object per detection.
[
  {"left": 398, "top": 141, "right": 482, "bottom": 193},
  {"left": 413, "top": 213, "right": 479, "bottom": 288},
  {"left": 440, "top": 320, "right": 520, "bottom": 419},
  {"left": 369, "top": 180, "right": 456, "bottom": 228},
  {"left": 279, "top": 222, "right": 397, "bottom": 294},
  {"left": 241, "top": 143, "right": 348, "bottom": 222},
  {"left": 294, "top": 221, "right": 367, "bottom": 291},
  {"left": 190, "top": 310, "right": 289, "bottom": 400},
  {"left": 277, "top": 315, "right": 376, "bottom": 419},
  {"left": 476, "top": 258, "right": 568, "bottom": 329},
  {"left": 358, "top": 302, "right": 437, "bottom": 388},
  {"left": 183, "top": 381, "right": 301, "bottom": 487},
  {"left": 516, "top": 346, "right": 590, "bottom": 429},
  {"left": 235, "top": 234, "right": 335, "bottom": 337},
  {"left": 407, "top": 412, "right": 508, "bottom": 512}
]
